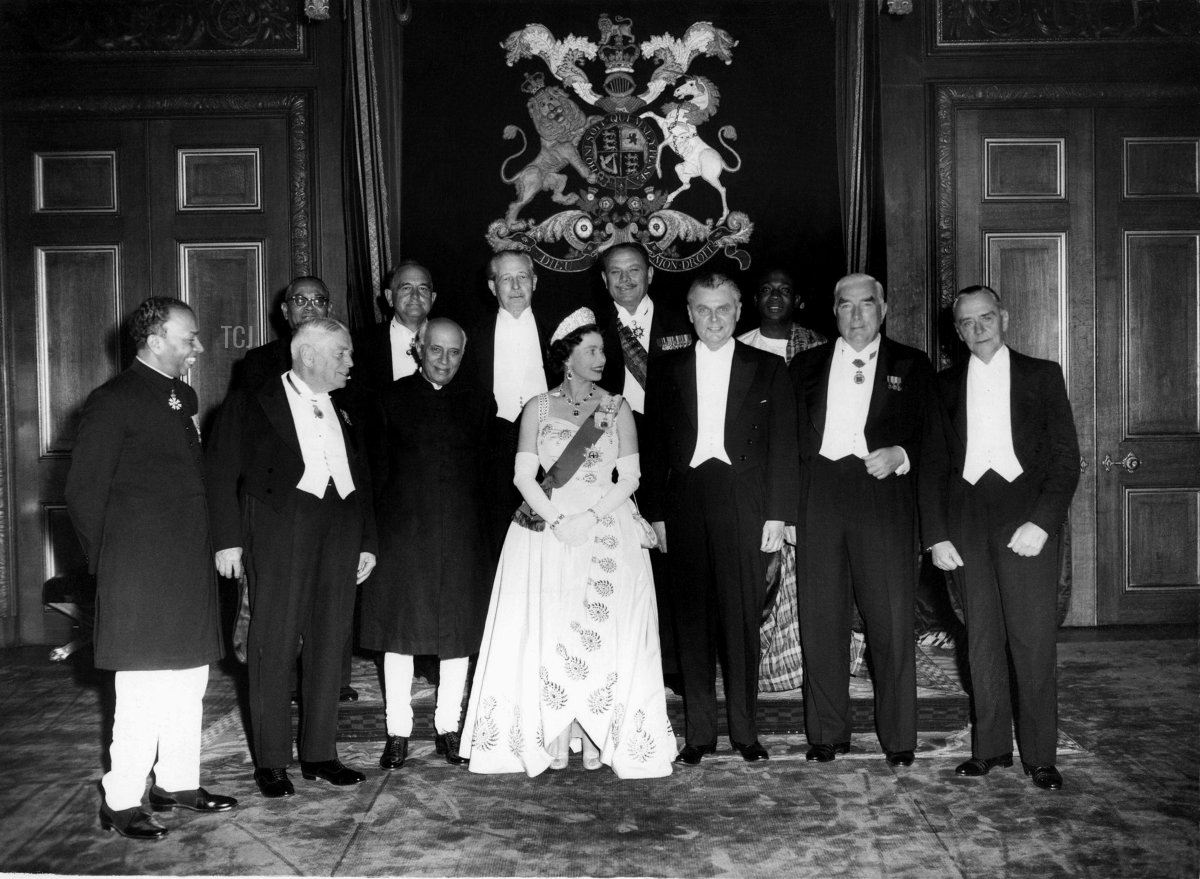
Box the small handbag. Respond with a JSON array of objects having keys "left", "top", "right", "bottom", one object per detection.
[{"left": 629, "top": 497, "right": 659, "bottom": 549}]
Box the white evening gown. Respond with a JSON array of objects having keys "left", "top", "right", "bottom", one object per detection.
[{"left": 460, "top": 395, "right": 675, "bottom": 778}]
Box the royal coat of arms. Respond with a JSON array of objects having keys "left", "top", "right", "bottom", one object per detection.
[{"left": 486, "top": 15, "right": 753, "bottom": 273}]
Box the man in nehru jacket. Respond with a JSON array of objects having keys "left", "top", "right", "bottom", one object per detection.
[
  {"left": 465, "top": 249, "right": 552, "bottom": 552},
  {"left": 790, "top": 273, "right": 941, "bottom": 768},
  {"left": 66, "top": 297, "right": 236, "bottom": 840},
  {"left": 358, "top": 259, "right": 436, "bottom": 389},
  {"left": 642, "top": 272, "right": 798, "bottom": 765},
  {"left": 207, "top": 318, "right": 377, "bottom": 799},
  {"left": 922, "top": 285, "right": 1079, "bottom": 791},
  {"left": 361, "top": 318, "right": 496, "bottom": 771}
]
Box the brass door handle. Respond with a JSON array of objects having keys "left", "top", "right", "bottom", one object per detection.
[{"left": 1101, "top": 451, "right": 1141, "bottom": 473}]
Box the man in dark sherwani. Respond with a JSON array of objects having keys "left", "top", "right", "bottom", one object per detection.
[
  {"left": 66, "top": 297, "right": 236, "bottom": 841},
  {"left": 361, "top": 318, "right": 496, "bottom": 770},
  {"left": 207, "top": 318, "right": 377, "bottom": 799}
]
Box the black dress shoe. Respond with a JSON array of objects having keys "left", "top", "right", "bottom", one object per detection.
[
  {"left": 339, "top": 685, "right": 359, "bottom": 702},
  {"left": 1023, "top": 763, "right": 1063, "bottom": 790},
  {"left": 674, "top": 743, "right": 717, "bottom": 765},
  {"left": 806, "top": 742, "right": 851, "bottom": 762},
  {"left": 100, "top": 803, "right": 169, "bottom": 840},
  {"left": 885, "top": 750, "right": 915, "bottom": 767},
  {"left": 435, "top": 731, "right": 468, "bottom": 765},
  {"left": 149, "top": 785, "right": 237, "bottom": 812},
  {"left": 380, "top": 735, "right": 408, "bottom": 770},
  {"left": 732, "top": 741, "right": 770, "bottom": 762},
  {"left": 955, "top": 753, "right": 1014, "bottom": 777},
  {"left": 254, "top": 767, "right": 295, "bottom": 798},
  {"left": 300, "top": 758, "right": 366, "bottom": 786}
]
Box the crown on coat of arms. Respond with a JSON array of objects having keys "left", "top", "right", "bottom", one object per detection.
[{"left": 488, "top": 15, "right": 753, "bottom": 274}]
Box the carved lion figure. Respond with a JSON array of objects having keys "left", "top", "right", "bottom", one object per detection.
[{"left": 500, "top": 86, "right": 598, "bottom": 228}]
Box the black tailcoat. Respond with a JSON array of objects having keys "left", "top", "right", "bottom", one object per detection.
[
  {"left": 360, "top": 373, "right": 497, "bottom": 657},
  {"left": 596, "top": 298, "right": 694, "bottom": 398},
  {"left": 641, "top": 340, "right": 799, "bottom": 746},
  {"left": 919, "top": 347, "right": 1079, "bottom": 765},
  {"left": 463, "top": 309, "right": 554, "bottom": 554},
  {"left": 65, "top": 360, "right": 223, "bottom": 671},
  {"left": 789, "top": 336, "right": 940, "bottom": 751}
]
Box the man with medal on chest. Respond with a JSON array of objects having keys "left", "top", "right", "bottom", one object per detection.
[
  {"left": 207, "top": 318, "right": 377, "bottom": 799},
  {"left": 790, "top": 273, "right": 941, "bottom": 768},
  {"left": 66, "top": 297, "right": 236, "bottom": 839}
]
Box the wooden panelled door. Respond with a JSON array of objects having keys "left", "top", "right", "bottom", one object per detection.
[
  {"left": 1094, "top": 107, "right": 1200, "bottom": 624},
  {"left": 3, "top": 107, "right": 293, "bottom": 645},
  {"left": 953, "top": 96, "right": 1200, "bottom": 625}
]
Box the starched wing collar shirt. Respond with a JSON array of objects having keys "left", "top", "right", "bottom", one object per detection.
[
  {"left": 388, "top": 319, "right": 420, "bottom": 381},
  {"left": 493, "top": 308, "right": 547, "bottom": 422},
  {"left": 283, "top": 371, "right": 355, "bottom": 499},
  {"left": 963, "top": 345, "right": 1024, "bottom": 484},
  {"left": 689, "top": 338, "right": 734, "bottom": 467},
  {"left": 820, "top": 336, "right": 886, "bottom": 463}
]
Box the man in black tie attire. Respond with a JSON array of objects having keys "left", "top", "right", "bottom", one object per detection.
[
  {"left": 465, "top": 250, "right": 552, "bottom": 553},
  {"left": 233, "top": 276, "right": 331, "bottom": 392},
  {"left": 356, "top": 260, "right": 435, "bottom": 390},
  {"left": 790, "top": 273, "right": 940, "bottom": 767},
  {"left": 207, "top": 318, "right": 378, "bottom": 798},
  {"left": 66, "top": 297, "right": 236, "bottom": 839},
  {"left": 922, "top": 285, "right": 1080, "bottom": 791},
  {"left": 595, "top": 242, "right": 692, "bottom": 677},
  {"left": 642, "top": 272, "right": 798, "bottom": 765}
]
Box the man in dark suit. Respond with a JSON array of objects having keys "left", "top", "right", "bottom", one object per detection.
[
  {"left": 66, "top": 297, "right": 235, "bottom": 840},
  {"left": 922, "top": 285, "right": 1080, "bottom": 791},
  {"left": 596, "top": 242, "right": 693, "bottom": 427},
  {"left": 230, "top": 275, "right": 360, "bottom": 702},
  {"left": 232, "top": 276, "right": 331, "bottom": 392},
  {"left": 466, "top": 250, "right": 552, "bottom": 552},
  {"left": 356, "top": 260, "right": 435, "bottom": 391},
  {"left": 790, "top": 273, "right": 940, "bottom": 767},
  {"left": 595, "top": 242, "right": 693, "bottom": 678},
  {"left": 642, "top": 272, "right": 799, "bottom": 765},
  {"left": 207, "top": 318, "right": 378, "bottom": 799}
]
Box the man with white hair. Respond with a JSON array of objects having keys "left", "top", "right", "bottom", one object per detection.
[
  {"left": 790, "top": 273, "right": 940, "bottom": 768},
  {"left": 207, "top": 318, "right": 378, "bottom": 798}
]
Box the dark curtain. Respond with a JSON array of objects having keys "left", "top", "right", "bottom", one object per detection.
[
  {"left": 343, "top": 0, "right": 394, "bottom": 333},
  {"left": 832, "top": 0, "right": 881, "bottom": 276}
]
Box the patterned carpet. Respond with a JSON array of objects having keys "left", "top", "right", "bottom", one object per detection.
[{"left": 1, "top": 635, "right": 1193, "bottom": 877}]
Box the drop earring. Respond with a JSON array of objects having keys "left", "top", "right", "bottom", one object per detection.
[{"left": 566, "top": 367, "right": 574, "bottom": 380}]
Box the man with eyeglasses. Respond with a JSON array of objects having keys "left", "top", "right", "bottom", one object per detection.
[
  {"left": 920, "top": 285, "right": 1079, "bottom": 791},
  {"left": 233, "top": 276, "right": 333, "bottom": 392}
]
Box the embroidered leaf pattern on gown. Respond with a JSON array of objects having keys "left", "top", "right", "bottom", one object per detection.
[
  {"left": 556, "top": 643, "right": 589, "bottom": 680},
  {"left": 539, "top": 666, "right": 567, "bottom": 709},
  {"left": 472, "top": 696, "right": 500, "bottom": 751}
]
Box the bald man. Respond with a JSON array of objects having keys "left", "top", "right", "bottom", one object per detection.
[{"left": 207, "top": 319, "right": 378, "bottom": 798}]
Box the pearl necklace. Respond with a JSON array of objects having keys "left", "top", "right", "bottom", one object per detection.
[{"left": 560, "top": 381, "right": 596, "bottom": 417}]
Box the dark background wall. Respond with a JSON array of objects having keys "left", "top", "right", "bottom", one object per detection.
[{"left": 399, "top": 0, "right": 844, "bottom": 338}]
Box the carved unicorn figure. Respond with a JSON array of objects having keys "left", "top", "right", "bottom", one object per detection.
[{"left": 640, "top": 75, "right": 742, "bottom": 220}]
